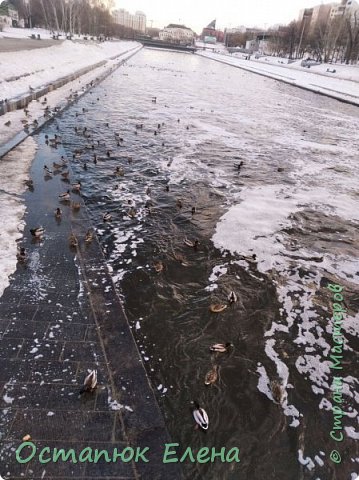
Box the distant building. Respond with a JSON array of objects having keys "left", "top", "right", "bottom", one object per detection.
[
  {"left": 330, "top": 0, "right": 359, "bottom": 19},
  {"left": 159, "top": 24, "right": 194, "bottom": 44},
  {"left": 201, "top": 19, "right": 224, "bottom": 42},
  {"left": 0, "top": 1, "right": 19, "bottom": 27},
  {"left": 112, "top": 9, "right": 146, "bottom": 33}
]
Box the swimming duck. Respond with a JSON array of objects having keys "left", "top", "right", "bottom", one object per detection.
[
  {"left": 103, "top": 212, "right": 112, "bottom": 222},
  {"left": 71, "top": 201, "right": 81, "bottom": 211},
  {"left": 44, "top": 165, "right": 52, "bottom": 175},
  {"left": 55, "top": 207, "right": 62, "bottom": 218},
  {"left": 30, "top": 227, "right": 44, "bottom": 238},
  {"left": 17, "top": 247, "right": 27, "bottom": 263},
  {"left": 228, "top": 291, "right": 238, "bottom": 304},
  {"left": 154, "top": 261, "right": 164, "bottom": 273},
  {"left": 59, "top": 190, "right": 70, "bottom": 201},
  {"left": 128, "top": 207, "right": 137, "bottom": 218},
  {"left": 176, "top": 199, "right": 183, "bottom": 209},
  {"left": 61, "top": 171, "right": 70, "bottom": 179},
  {"left": 209, "top": 304, "right": 227, "bottom": 313},
  {"left": 152, "top": 97, "right": 157, "bottom": 103},
  {"left": 173, "top": 253, "right": 188, "bottom": 266},
  {"left": 204, "top": 365, "right": 218, "bottom": 385},
  {"left": 184, "top": 238, "right": 199, "bottom": 249},
  {"left": 114, "top": 167, "right": 124, "bottom": 176},
  {"left": 69, "top": 233, "right": 78, "bottom": 248},
  {"left": 128, "top": 157, "right": 133, "bottom": 164},
  {"left": 53, "top": 161, "right": 63, "bottom": 170},
  {"left": 72, "top": 181, "right": 81, "bottom": 191},
  {"left": 191, "top": 206, "right": 196, "bottom": 215},
  {"left": 165, "top": 185, "right": 170, "bottom": 192},
  {"left": 79, "top": 370, "right": 97, "bottom": 394},
  {"left": 191, "top": 401, "right": 209, "bottom": 430},
  {"left": 85, "top": 229, "right": 94, "bottom": 243},
  {"left": 270, "top": 380, "right": 285, "bottom": 404},
  {"left": 209, "top": 342, "right": 233, "bottom": 353},
  {"left": 83, "top": 163, "right": 88, "bottom": 170}
]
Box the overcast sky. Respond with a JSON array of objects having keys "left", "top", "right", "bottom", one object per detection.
[{"left": 114, "top": 0, "right": 325, "bottom": 32}]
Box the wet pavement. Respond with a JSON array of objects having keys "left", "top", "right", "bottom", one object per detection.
[{"left": 0, "top": 133, "right": 182, "bottom": 479}]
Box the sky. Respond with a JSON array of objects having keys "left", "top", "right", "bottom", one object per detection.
[{"left": 114, "top": 0, "right": 326, "bottom": 33}]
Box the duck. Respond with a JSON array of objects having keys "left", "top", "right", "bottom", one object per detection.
[
  {"left": 44, "top": 165, "right": 52, "bottom": 175},
  {"left": 69, "top": 233, "right": 78, "bottom": 248},
  {"left": 72, "top": 181, "right": 81, "bottom": 191},
  {"left": 154, "top": 260, "right": 164, "bottom": 273},
  {"left": 165, "top": 185, "right": 170, "bottom": 192},
  {"left": 114, "top": 167, "right": 124, "bottom": 176},
  {"left": 191, "top": 401, "right": 209, "bottom": 430},
  {"left": 59, "top": 190, "right": 70, "bottom": 201},
  {"left": 209, "top": 342, "right": 233, "bottom": 353},
  {"left": 55, "top": 207, "right": 62, "bottom": 218},
  {"left": 85, "top": 229, "right": 94, "bottom": 243},
  {"left": 53, "top": 161, "right": 63, "bottom": 170},
  {"left": 191, "top": 206, "right": 196, "bottom": 215},
  {"left": 204, "top": 365, "right": 218, "bottom": 385},
  {"left": 151, "top": 97, "right": 157, "bottom": 103},
  {"left": 30, "top": 227, "right": 44, "bottom": 238},
  {"left": 61, "top": 171, "right": 70, "bottom": 179},
  {"left": 209, "top": 304, "right": 227, "bottom": 313},
  {"left": 103, "top": 212, "right": 112, "bottom": 222},
  {"left": 270, "top": 380, "right": 285, "bottom": 404},
  {"left": 71, "top": 201, "right": 81, "bottom": 211},
  {"left": 17, "top": 247, "right": 27, "bottom": 263},
  {"left": 128, "top": 207, "right": 137, "bottom": 218},
  {"left": 173, "top": 252, "right": 188, "bottom": 266},
  {"left": 184, "top": 238, "right": 199, "bottom": 249},
  {"left": 228, "top": 291, "right": 238, "bottom": 304},
  {"left": 176, "top": 199, "right": 183, "bottom": 209},
  {"left": 79, "top": 370, "right": 97, "bottom": 394}
]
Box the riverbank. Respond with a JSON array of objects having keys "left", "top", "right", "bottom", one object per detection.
[
  {"left": 0, "top": 129, "right": 182, "bottom": 479},
  {"left": 196, "top": 50, "right": 359, "bottom": 107}
]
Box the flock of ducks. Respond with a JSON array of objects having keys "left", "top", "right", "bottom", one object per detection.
[{"left": 18, "top": 93, "right": 285, "bottom": 432}]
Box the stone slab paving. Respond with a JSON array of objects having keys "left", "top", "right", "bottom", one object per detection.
[{"left": 0, "top": 132, "right": 182, "bottom": 479}]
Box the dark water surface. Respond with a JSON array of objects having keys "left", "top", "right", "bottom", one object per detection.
[{"left": 47, "top": 49, "right": 358, "bottom": 480}]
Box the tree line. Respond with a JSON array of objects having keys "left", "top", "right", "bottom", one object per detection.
[
  {"left": 9, "top": 0, "right": 140, "bottom": 38},
  {"left": 227, "top": 10, "right": 359, "bottom": 64}
]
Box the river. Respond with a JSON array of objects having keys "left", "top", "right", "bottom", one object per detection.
[{"left": 52, "top": 48, "right": 358, "bottom": 480}]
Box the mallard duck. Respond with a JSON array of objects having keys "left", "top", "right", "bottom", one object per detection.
[
  {"left": 191, "top": 206, "right": 196, "bottom": 215},
  {"left": 191, "top": 401, "right": 208, "bottom": 430},
  {"left": 173, "top": 253, "right": 188, "bottom": 266},
  {"left": 30, "top": 227, "right": 44, "bottom": 238},
  {"left": 79, "top": 370, "right": 97, "bottom": 394},
  {"left": 85, "top": 229, "right": 93, "bottom": 243},
  {"left": 59, "top": 190, "right": 70, "bottom": 201},
  {"left": 165, "top": 185, "right": 170, "bottom": 192},
  {"left": 17, "top": 247, "right": 27, "bottom": 263},
  {"left": 53, "top": 161, "right": 62, "bottom": 170},
  {"left": 114, "top": 167, "right": 124, "bottom": 176},
  {"left": 71, "top": 201, "right": 81, "bottom": 211},
  {"left": 184, "top": 238, "right": 199, "bottom": 249},
  {"left": 103, "top": 212, "right": 112, "bottom": 222},
  {"left": 44, "top": 165, "right": 52, "bottom": 175},
  {"left": 270, "top": 380, "right": 285, "bottom": 404},
  {"left": 154, "top": 261, "right": 164, "bottom": 273},
  {"left": 209, "top": 304, "right": 227, "bottom": 313},
  {"left": 228, "top": 291, "right": 238, "bottom": 304},
  {"left": 72, "top": 181, "right": 81, "bottom": 191},
  {"left": 176, "top": 199, "right": 183, "bottom": 209},
  {"left": 128, "top": 157, "right": 133, "bottom": 164},
  {"left": 24, "top": 179, "right": 34, "bottom": 189},
  {"left": 69, "top": 233, "right": 78, "bottom": 247},
  {"left": 55, "top": 207, "right": 62, "bottom": 218},
  {"left": 209, "top": 342, "right": 233, "bottom": 353},
  {"left": 61, "top": 171, "right": 70, "bottom": 179},
  {"left": 128, "top": 207, "right": 137, "bottom": 218},
  {"left": 204, "top": 365, "right": 218, "bottom": 385}
]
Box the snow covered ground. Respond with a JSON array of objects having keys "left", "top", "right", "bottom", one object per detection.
[
  {"left": 1, "top": 34, "right": 138, "bottom": 100},
  {"left": 197, "top": 50, "right": 359, "bottom": 105}
]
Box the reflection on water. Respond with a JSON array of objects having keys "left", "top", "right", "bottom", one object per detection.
[{"left": 54, "top": 49, "right": 359, "bottom": 480}]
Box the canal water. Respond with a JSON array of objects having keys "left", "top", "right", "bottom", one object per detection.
[{"left": 50, "top": 49, "right": 358, "bottom": 479}]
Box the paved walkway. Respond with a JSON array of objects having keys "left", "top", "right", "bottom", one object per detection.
[
  {"left": 0, "top": 37, "right": 62, "bottom": 52},
  {"left": 0, "top": 131, "right": 182, "bottom": 479}
]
